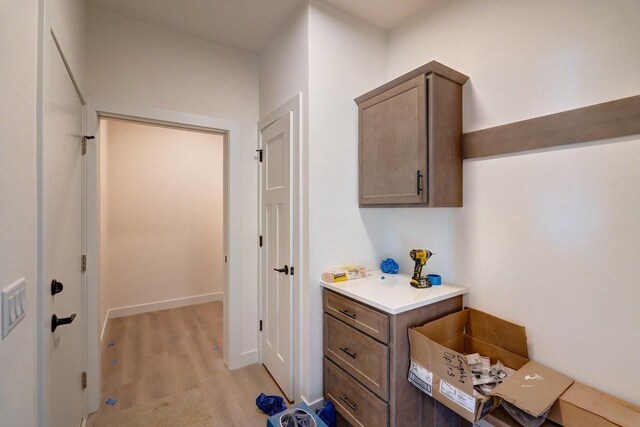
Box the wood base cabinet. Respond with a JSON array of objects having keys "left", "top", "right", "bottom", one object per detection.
[
  {"left": 322, "top": 289, "right": 463, "bottom": 427},
  {"left": 356, "top": 61, "right": 469, "bottom": 207}
]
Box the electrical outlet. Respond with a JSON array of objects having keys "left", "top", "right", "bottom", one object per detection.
[{"left": 2, "top": 278, "right": 26, "bottom": 339}]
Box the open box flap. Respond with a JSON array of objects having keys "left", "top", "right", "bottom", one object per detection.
[
  {"left": 491, "top": 361, "right": 573, "bottom": 417},
  {"left": 413, "top": 309, "right": 469, "bottom": 344},
  {"left": 467, "top": 309, "right": 529, "bottom": 358}
]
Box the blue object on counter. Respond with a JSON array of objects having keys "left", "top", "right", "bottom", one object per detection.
[
  {"left": 427, "top": 274, "right": 442, "bottom": 285},
  {"left": 257, "top": 393, "right": 287, "bottom": 416},
  {"left": 380, "top": 258, "right": 399, "bottom": 274}
]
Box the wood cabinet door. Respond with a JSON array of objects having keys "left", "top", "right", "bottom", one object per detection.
[{"left": 359, "top": 75, "right": 427, "bottom": 205}]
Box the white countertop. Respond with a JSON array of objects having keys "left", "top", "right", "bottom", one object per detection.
[{"left": 320, "top": 271, "right": 468, "bottom": 314}]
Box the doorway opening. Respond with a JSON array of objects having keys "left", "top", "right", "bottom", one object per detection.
[{"left": 96, "top": 117, "right": 226, "bottom": 411}]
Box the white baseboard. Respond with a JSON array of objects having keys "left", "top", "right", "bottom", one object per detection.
[
  {"left": 100, "top": 313, "right": 110, "bottom": 343},
  {"left": 301, "top": 395, "right": 325, "bottom": 411},
  {"left": 107, "top": 292, "right": 223, "bottom": 320},
  {"left": 239, "top": 349, "right": 259, "bottom": 367}
]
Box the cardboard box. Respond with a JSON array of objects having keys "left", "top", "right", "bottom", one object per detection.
[
  {"left": 547, "top": 382, "right": 640, "bottom": 427},
  {"left": 408, "top": 308, "right": 574, "bottom": 423}
]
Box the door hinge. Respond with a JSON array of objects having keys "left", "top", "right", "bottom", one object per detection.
[
  {"left": 256, "top": 149, "right": 263, "bottom": 162},
  {"left": 81, "top": 371, "right": 87, "bottom": 389},
  {"left": 259, "top": 320, "right": 263, "bottom": 332},
  {"left": 82, "top": 135, "right": 95, "bottom": 155},
  {"left": 259, "top": 235, "right": 263, "bottom": 247},
  {"left": 290, "top": 266, "right": 294, "bottom": 276},
  {"left": 81, "top": 255, "right": 87, "bottom": 272}
]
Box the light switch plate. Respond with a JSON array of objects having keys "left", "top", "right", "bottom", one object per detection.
[{"left": 2, "top": 278, "right": 26, "bottom": 339}]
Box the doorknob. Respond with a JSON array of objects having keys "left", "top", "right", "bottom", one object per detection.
[
  {"left": 51, "top": 313, "right": 76, "bottom": 332},
  {"left": 51, "top": 280, "right": 64, "bottom": 295},
  {"left": 273, "top": 265, "right": 289, "bottom": 275}
]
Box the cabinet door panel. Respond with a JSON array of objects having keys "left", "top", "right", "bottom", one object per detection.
[{"left": 359, "top": 75, "right": 427, "bottom": 205}]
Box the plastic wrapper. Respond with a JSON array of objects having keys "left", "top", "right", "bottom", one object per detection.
[
  {"left": 280, "top": 409, "right": 318, "bottom": 427},
  {"left": 380, "top": 258, "right": 399, "bottom": 274},
  {"left": 256, "top": 393, "right": 287, "bottom": 416},
  {"left": 501, "top": 400, "right": 550, "bottom": 427},
  {"left": 321, "top": 266, "right": 366, "bottom": 283}
]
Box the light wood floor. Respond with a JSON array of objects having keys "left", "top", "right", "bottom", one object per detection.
[{"left": 88, "top": 302, "right": 285, "bottom": 426}]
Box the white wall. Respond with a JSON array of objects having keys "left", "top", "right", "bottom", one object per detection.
[
  {"left": 386, "top": 0, "right": 640, "bottom": 404},
  {"left": 259, "top": 2, "right": 310, "bottom": 403},
  {"left": 102, "top": 119, "right": 224, "bottom": 313},
  {"left": 306, "top": 1, "right": 389, "bottom": 404},
  {"left": 86, "top": 6, "right": 260, "bottom": 360},
  {"left": 0, "top": 2, "right": 39, "bottom": 426}
]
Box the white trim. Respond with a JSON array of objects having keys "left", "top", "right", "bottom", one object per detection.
[
  {"left": 108, "top": 293, "right": 223, "bottom": 319},
  {"left": 84, "top": 97, "right": 241, "bottom": 414},
  {"left": 257, "top": 94, "right": 303, "bottom": 403},
  {"left": 239, "top": 349, "right": 260, "bottom": 366},
  {"left": 300, "top": 396, "right": 325, "bottom": 412},
  {"left": 100, "top": 293, "right": 224, "bottom": 342}
]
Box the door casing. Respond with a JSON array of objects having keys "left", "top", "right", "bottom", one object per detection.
[
  {"left": 83, "top": 99, "right": 241, "bottom": 413},
  {"left": 257, "top": 94, "right": 303, "bottom": 403}
]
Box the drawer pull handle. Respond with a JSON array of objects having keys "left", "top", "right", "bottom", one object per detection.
[
  {"left": 338, "top": 309, "right": 356, "bottom": 319},
  {"left": 339, "top": 395, "right": 357, "bottom": 411},
  {"left": 339, "top": 346, "right": 357, "bottom": 359}
]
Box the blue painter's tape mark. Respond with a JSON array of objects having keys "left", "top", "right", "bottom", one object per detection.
[
  {"left": 106, "top": 399, "right": 117, "bottom": 406},
  {"left": 213, "top": 345, "right": 219, "bottom": 351},
  {"left": 111, "top": 359, "right": 118, "bottom": 365}
]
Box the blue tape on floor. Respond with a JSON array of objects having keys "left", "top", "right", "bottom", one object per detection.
[
  {"left": 106, "top": 399, "right": 117, "bottom": 406},
  {"left": 111, "top": 359, "right": 118, "bottom": 365},
  {"left": 213, "top": 345, "right": 219, "bottom": 351}
]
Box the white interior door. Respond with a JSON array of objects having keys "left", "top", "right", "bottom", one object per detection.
[
  {"left": 43, "top": 34, "right": 85, "bottom": 426},
  {"left": 261, "top": 112, "right": 293, "bottom": 401}
]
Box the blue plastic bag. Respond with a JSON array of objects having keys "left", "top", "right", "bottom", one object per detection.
[
  {"left": 316, "top": 401, "right": 337, "bottom": 427},
  {"left": 256, "top": 393, "right": 287, "bottom": 416},
  {"left": 380, "top": 258, "right": 399, "bottom": 274}
]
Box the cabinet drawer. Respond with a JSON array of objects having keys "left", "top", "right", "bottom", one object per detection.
[
  {"left": 323, "top": 290, "right": 389, "bottom": 343},
  {"left": 324, "top": 357, "right": 389, "bottom": 427},
  {"left": 324, "top": 313, "right": 389, "bottom": 401}
]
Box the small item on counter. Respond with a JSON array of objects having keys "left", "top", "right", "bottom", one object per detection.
[
  {"left": 381, "top": 276, "right": 385, "bottom": 280},
  {"left": 426, "top": 274, "right": 442, "bottom": 285},
  {"left": 409, "top": 249, "right": 434, "bottom": 288},
  {"left": 321, "top": 266, "right": 366, "bottom": 283},
  {"left": 380, "top": 258, "right": 399, "bottom": 274},
  {"left": 465, "top": 353, "right": 515, "bottom": 395}
]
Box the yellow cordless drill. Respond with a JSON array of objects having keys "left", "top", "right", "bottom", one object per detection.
[{"left": 409, "top": 249, "right": 434, "bottom": 288}]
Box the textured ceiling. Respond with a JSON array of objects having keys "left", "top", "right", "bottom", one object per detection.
[
  {"left": 321, "top": 0, "right": 436, "bottom": 31},
  {"left": 88, "top": 0, "right": 303, "bottom": 53},
  {"left": 88, "top": 0, "right": 438, "bottom": 53}
]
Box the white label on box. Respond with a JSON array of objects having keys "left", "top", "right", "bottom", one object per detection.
[
  {"left": 408, "top": 361, "right": 433, "bottom": 396},
  {"left": 440, "top": 380, "right": 475, "bottom": 413}
]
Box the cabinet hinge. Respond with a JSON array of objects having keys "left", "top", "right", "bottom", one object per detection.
[
  {"left": 82, "top": 135, "right": 95, "bottom": 155},
  {"left": 256, "top": 149, "right": 263, "bottom": 162},
  {"left": 259, "top": 235, "right": 263, "bottom": 247},
  {"left": 259, "top": 320, "right": 263, "bottom": 332},
  {"left": 81, "top": 371, "right": 87, "bottom": 389},
  {"left": 81, "top": 255, "right": 87, "bottom": 272}
]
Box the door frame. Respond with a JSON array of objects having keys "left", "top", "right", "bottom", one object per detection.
[
  {"left": 84, "top": 98, "right": 241, "bottom": 413},
  {"left": 257, "top": 94, "right": 303, "bottom": 403}
]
